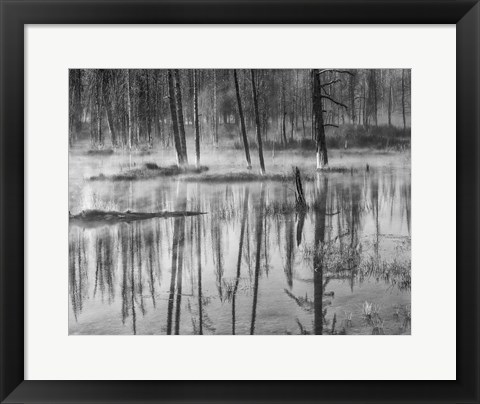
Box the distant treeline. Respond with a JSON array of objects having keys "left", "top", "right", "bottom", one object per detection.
[{"left": 69, "top": 69, "right": 410, "bottom": 148}]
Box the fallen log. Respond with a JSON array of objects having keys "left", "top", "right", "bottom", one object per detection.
[{"left": 69, "top": 209, "right": 206, "bottom": 228}]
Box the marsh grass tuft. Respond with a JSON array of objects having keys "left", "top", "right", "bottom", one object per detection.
[
  {"left": 402, "top": 306, "right": 411, "bottom": 330},
  {"left": 359, "top": 256, "right": 411, "bottom": 291},
  {"left": 361, "top": 301, "right": 382, "bottom": 327},
  {"left": 78, "top": 193, "right": 119, "bottom": 213}
]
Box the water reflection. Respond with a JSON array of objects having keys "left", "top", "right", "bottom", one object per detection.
[{"left": 69, "top": 170, "right": 411, "bottom": 335}]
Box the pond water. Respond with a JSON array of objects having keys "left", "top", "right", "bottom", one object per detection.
[{"left": 69, "top": 148, "right": 411, "bottom": 335}]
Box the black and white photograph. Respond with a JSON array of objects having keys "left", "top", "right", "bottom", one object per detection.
[{"left": 68, "top": 68, "right": 411, "bottom": 336}]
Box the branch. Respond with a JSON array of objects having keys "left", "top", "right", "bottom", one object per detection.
[
  {"left": 318, "top": 69, "right": 354, "bottom": 76},
  {"left": 321, "top": 79, "right": 341, "bottom": 88},
  {"left": 321, "top": 87, "right": 331, "bottom": 96},
  {"left": 323, "top": 124, "right": 339, "bottom": 128},
  {"left": 320, "top": 95, "right": 348, "bottom": 109}
]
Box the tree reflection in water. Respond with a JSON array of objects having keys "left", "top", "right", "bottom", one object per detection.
[{"left": 69, "top": 172, "right": 411, "bottom": 335}]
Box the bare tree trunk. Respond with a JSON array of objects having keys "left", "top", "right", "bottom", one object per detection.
[
  {"left": 174, "top": 69, "right": 188, "bottom": 164},
  {"left": 290, "top": 110, "right": 295, "bottom": 141},
  {"left": 145, "top": 70, "right": 152, "bottom": 146},
  {"left": 167, "top": 69, "right": 184, "bottom": 166},
  {"left": 250, "top": 70, "right": 265, "bottom": 174},
  {"left": 153, "top": 71, "right": 160, "bottom": 141},
  {"left": 213, "top": 70, "right": 218, "bottom": 146},
  {"left": 293, "top": 70, "right": 299, "bottom": 140},
  {"left": 301, "top": 91, "right": 306, "bottom": 138},
  {"left": 312, "top": 69, "right": 328, "bottom": 169},
  {"left": 402, "top": 69, "right": 406, "bottom": 133},
  {"left": 233, "top": 69, "right": 252, "bottom": 169},
  {"left": 104, "top": 102, "right": 115, "bottom": 147},
  {"left": 388, "top": 80, "right": 393, "bottom": 127},
  {"left": 193, "top": 69, "right": 201, "bottom": 168},
  {"left": 96, "top": 70, "right": 103, "bottom": 146},
  {"left": 135, "top": 89, "right": 140, "bottom": 146},
  {"left": 372, "top": 70, "right": 378, "bottom": 126},
  {"left": 68, "top": 69, "right": 83, "bottom": 146},
  {"left": 126, "top": 70, "right": 133, "bottom": 150},
  {"left": 102, "top": 71, "right": 117, "bottom": 147},
  {"left": 262, "top": 110, "right": 268, "bottom": 142},
  {"left": 159, "top": 72, "right": 165, "bottom": 146},
  {"left": 362, "top": 78, "right": 367, "bottom": 127},
  {"left": 68, "top": 90, "right": 74, "bottom": 147},
  {"left": 349, "top": 72, "right": 356, "bottom": 123},
  {"left": 281, "top": 71, "right": 287, "bottom": 145}
]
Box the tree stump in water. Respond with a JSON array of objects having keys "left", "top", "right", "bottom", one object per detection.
[{"left": 294, "top": 167, "right": 307, "bottom": 208}]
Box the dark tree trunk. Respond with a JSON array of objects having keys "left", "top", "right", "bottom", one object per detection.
[
  {"left": 174, "top": 69, "right": 188, "bottom": 164},
  {"left": 388, "top": 80, "right": 393, "bottom": 127},
  {"left": 402, "top": 69, "right": 406, "bottom": 133},
  {"left": 300, "top": 90, "right": 306, "bottom": 138},
  {"left": 213, "top": 70, "right": 218, "bottom": 146},
  {"left": 362, "top": 78, "right": 367, "bottom": 127},
  {"left": 126, "top": 70, "right": 133, "bottom": 150},
  {"left": 102, "top": 71, "right": 117, "bottom": 147},
  {"left": 250, "top": 70, "right": 265, "bottom": 174},
  {"left": 233, "top": 69, "right": 252, "bottom": 169},
  {"left": 349, "top": 72, "right": 356, "bottom": 123},
  {"left": 312, "top": 69, "right": 328, "bottom": 169},
  {"left": 167, "top": 69, "right": 184, "bottom": 166},
  {"left": 145, "top": 70, "right": 152, "bottom": 146},
  {"left": 372, "top": 70, "right": 378, "bottom": 126},
  {"left": 193, "top": 69, "right": 201, "bottom": 168},
  {"left": 68, "top": 69, "right": 83, "bottom": 146},
  {"left": 96, "top": 70, "right": 103, "bottom": 146},
  {"left": 281, "top": 72, "right": 287, "bottom": 145}
]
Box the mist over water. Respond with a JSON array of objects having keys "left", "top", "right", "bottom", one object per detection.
[{"left": 69, "top": 146, "right": 411, "bottom": 335}]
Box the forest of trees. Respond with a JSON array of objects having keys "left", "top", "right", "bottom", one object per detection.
[{"left": 69, "top": 69, "right": 411, "bottom": 169}]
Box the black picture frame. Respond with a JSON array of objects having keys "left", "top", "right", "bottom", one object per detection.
[{"left": 1, "top": 1, "right": 478, "bottom": 403}]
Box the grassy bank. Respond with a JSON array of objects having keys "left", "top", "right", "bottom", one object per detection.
[
  {"left": 86, "top": 148, "right": 115, "bottom": 156},
  {"left": 89, "top": 164, "right": 357, "bottom": 183},
  {"left": 89, "top": 163, "right": 208, "bottom": 181},
  {"left": 181, "top": 166, "right": 356, "bottom": 183},
  {"left": 233, "top": 124, "right": 410, "bottom": 151}
]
